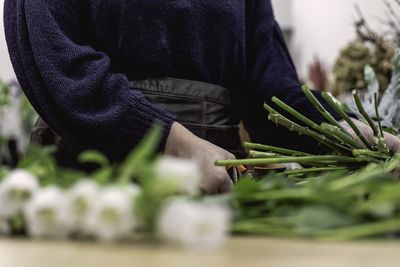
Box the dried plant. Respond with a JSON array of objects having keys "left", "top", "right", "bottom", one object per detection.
[{"left": 332, "top": 2, "right": 396, "bottom": 96}]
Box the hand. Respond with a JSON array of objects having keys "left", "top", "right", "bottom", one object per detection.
[
  {"left": 164, "top": 122, "right": 235, "bottom": 194},
  {"left": 339, "top": 119, "right": 400, "bottom": 153}
]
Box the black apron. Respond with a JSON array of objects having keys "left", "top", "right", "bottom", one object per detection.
[{"left": 31, "top": 78, "right": 245, "bottom": 170}]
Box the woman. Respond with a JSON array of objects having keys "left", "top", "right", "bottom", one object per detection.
[{"left": 4, "top": 0, "right": 400, "bottom": 194}]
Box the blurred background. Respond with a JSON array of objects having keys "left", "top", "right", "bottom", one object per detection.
[
  {"left": 1, "top": 0, "right": 397, "bottom": 84},
  {"left": 1, "top": 0, "right": 400, "bottom": 163},
  {"left": 273, "top": 0, "right": 394, "bottom": 80}
]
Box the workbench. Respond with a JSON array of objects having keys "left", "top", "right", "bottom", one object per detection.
[{"left": 1, "top": 237, "right": 399, "bottom": 267}]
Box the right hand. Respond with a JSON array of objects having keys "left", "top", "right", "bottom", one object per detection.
[
  {"left": 164, "top": 122, "right": 236, "bottom": 194},
  {"left": 339, "top": 119, "right": 400, "bottom": 153}
]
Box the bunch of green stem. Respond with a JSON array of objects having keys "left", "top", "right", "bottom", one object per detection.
[
  {"left": 231, "top": 156, "right": 400, "bottom": 240},
  {"left": 216, "top": 85, "right": 392, "bottom": 175}
]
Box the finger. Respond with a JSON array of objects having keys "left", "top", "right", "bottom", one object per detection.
[
  {"left": 340, "top": 121, "right": 368, "bottom": 148},
  {"left": 226, "top": 152, "right": 236, "bottom": 160},
  {"left": 383, "top": 132, "right": 400, "bottom": 153},
  {"left": 204, "top": 186, "right": 219, "bottom": 195},
  {"left": 219, "top": 174, "right": 234, "bottom": 194},
  {"left": 201, "top": 167, "right": 227, "bottom": 195},
  {"left": 341, "top": 119, "right": 377, "bottom": 147},
  {"left": 200, "top": 174, "right": 219, "bottom": 195}
]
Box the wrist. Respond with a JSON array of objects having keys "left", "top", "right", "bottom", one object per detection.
[{"left": 164, "top": 122, "right": 197, "bottom": 158}]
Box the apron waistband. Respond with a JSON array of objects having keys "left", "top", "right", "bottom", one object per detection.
[{"left": 31, "top": 78, "right": 245, "bottom": 171}]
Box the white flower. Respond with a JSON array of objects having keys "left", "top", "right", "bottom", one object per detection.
[
  {"left": 65, "top": 180, "right": 99, "bottom": 232},
  {"left": 124, "top": 183, "right": 142, "bottom": 200},
  {"left": 157, "top": 198, "right": 231, "bottom": 250},
  {"left": 0, "top": 169, "right": 39, "bottom": 218},
  {"left": 85, "top": 186, "right": 137, "bottom": 242},
  {"left": 0, "top": 217, "right": 10, "bottom": 235},
  {"left": 284, "top": 163, "right": 303, "bottom": 170},
  {"left": 154, "top": 156, "right": 202, "bottom": 196},
  {"left": 25, "top": 186, "right": 70, "bottom": 239}
]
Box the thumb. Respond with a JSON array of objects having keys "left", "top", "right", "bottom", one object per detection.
[
  {"left": 219, "top": 175, "right": 234, "bottom": 194},
  {"left": 383, "top": 132, "right": 400, "bottom": 153}
]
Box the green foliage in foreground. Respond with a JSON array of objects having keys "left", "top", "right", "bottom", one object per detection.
[
  {"left": 3, "top": 51, "right": 400, "bottom": 241},
  {"left": 231, "top": 157, "right": 400, "bottom": 240}
]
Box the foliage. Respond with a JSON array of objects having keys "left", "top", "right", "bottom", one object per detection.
[
  {"left": 0, "top": 80, "right": 37, "bottom": 166},
  {"left": 0, "top": 125, "right": 229, "bottom": 247},
  {"left": 345, "top": 50, "right": 400, "bottom": 131},
  {"left": 332, "top": 2, "right": 397, "bottom": 96},
  {"left": 231, "top": 157, "right": 400, "bottom": 240},
  {"left": 3, "top": 49, "right": 400, "bottom": 243}
]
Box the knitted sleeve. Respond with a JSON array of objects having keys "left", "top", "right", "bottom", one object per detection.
[
  {"left": 242, "top": 0, "right": 339, "bottom": 153},
  {"left": 4, "top": 0, "right": 176, "bottom": 161}
]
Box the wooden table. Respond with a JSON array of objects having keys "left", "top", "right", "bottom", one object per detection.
[{"left": 1, "top": 237, "right": 399, "bottom": 267}]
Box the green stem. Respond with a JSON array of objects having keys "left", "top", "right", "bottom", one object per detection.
[
  {"left": 236, "top": 188, "right": 315, "bottom": 201},
  {"left": 353, "top": 90, "right": 379, "bottom": 137},
  {"left": 373, "top": 94, "right": 390, "bottom": 154},
  {"left": 328, "top": 167, "right": 388, "bottom": 190},
  {"left": 301, "top": 84, "right": 345, "bottom": 131},
  {"left": 215, "top": 155, "right": 368, "bottom": 167},
  {"left": 352, "top": 149, "right": 388, "bottom": 160},
  {"left": 322, "top": 92, "right": 373, "bottom": 150},
  {"left": 249, "top": 150, "right": 282, "bottom": 158},
  {"left": 264, "top": 103, "right": 350, "bottom": 153},
  {"left": 284, "top": 167, "right": 349, "bottom": 176},
  {"left": 320, "top": 123, "right": 364, "bottom": 149},
  {"left": 319, "top": 218, "right": 400, "bottom": 240},
  {"left": 272, "top": 96, "right": 347, "bottom": 147},
  {"left": 374, "top": 93, "right": 385, "bottom": 138},
  {"left": 231, "top": 223, "right": 297, "bottom": 238},
  {"left": 243, "top": 142, "right": 312, "bottom": 157}
]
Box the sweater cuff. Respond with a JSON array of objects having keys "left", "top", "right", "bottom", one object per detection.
[{"left": 131, "top": 97, "right": 177, "bottom": 153}]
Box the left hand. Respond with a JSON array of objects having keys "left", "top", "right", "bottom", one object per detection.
[{"left": 339, "top": 119, "right": 400, "bottom": 153}]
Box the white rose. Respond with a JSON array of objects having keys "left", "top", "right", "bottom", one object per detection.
[
  {"left": 0, "top": 169, "right": 39, "bottom": 218},
  {"left": 65, "top": 179, "right": 99, "bottom": 233},
  {"left": 154, "top": 156, "right": 202, "bottom": 196},
  {"left": 125, "top": 183, "right": 142, "bottom": 200},
  {"left": 85, "top": 186, "right": 138, "bottom": 242},
  {"left": 24, "top": 186, "right": 70, "bottom": 239},
  {"left": 157, "top": 198, "right": 231, "bottom": 250}
]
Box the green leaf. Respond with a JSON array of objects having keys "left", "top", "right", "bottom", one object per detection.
[
  {"left": 78, "top": 150, "right": 110, "bottom": 168},
  {"left": 0, "top": 81, "right": 11, "bottom": 107},
  {"left": 10, "top": 213, "right": 25, "bottom": 234},
  {"left": 92, "top": 167, "right": 114, "bottom": 185},
  {"left": 117, "top": 123, "right": 163, "bottom": 184},
  {"left": 234, "top": 177, "right": 261, "bottom": 194},
  {"left": 293, "top": 206, "right": 354, "bottom": 235},
  {"left": 17, "top": 145, "right": 58, "bottom": 185}
]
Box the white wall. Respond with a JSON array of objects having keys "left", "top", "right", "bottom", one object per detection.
[
  {"left": 290, "top": 0, "right": 396, "bottom": 79},
  {"left": 0, "top": 0, "right": 397, "bottom": 82},
  {"left": 272, "top": 0, "right": 293, "bottom": 30},
  {"left": 0, "top": 0, "right": 14, "bottom": 81}
]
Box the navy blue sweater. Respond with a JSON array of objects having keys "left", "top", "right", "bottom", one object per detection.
[{"left": 4, "top": 0, "right": 334, "bottom": 160}]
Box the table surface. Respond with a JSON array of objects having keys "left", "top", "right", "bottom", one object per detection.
[{"left": 1, "top": 237, "right": 400, "bottom": 267}]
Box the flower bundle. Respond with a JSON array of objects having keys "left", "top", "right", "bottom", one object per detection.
[
  {"left": 212, "top": 51, "right": 400, "bottom": 240},
  {"left": 0, "top": 126, "right": 231, "bottom": 249},
  {"left": 216, "top": 50, "right": 400, "bottom": 179}
]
